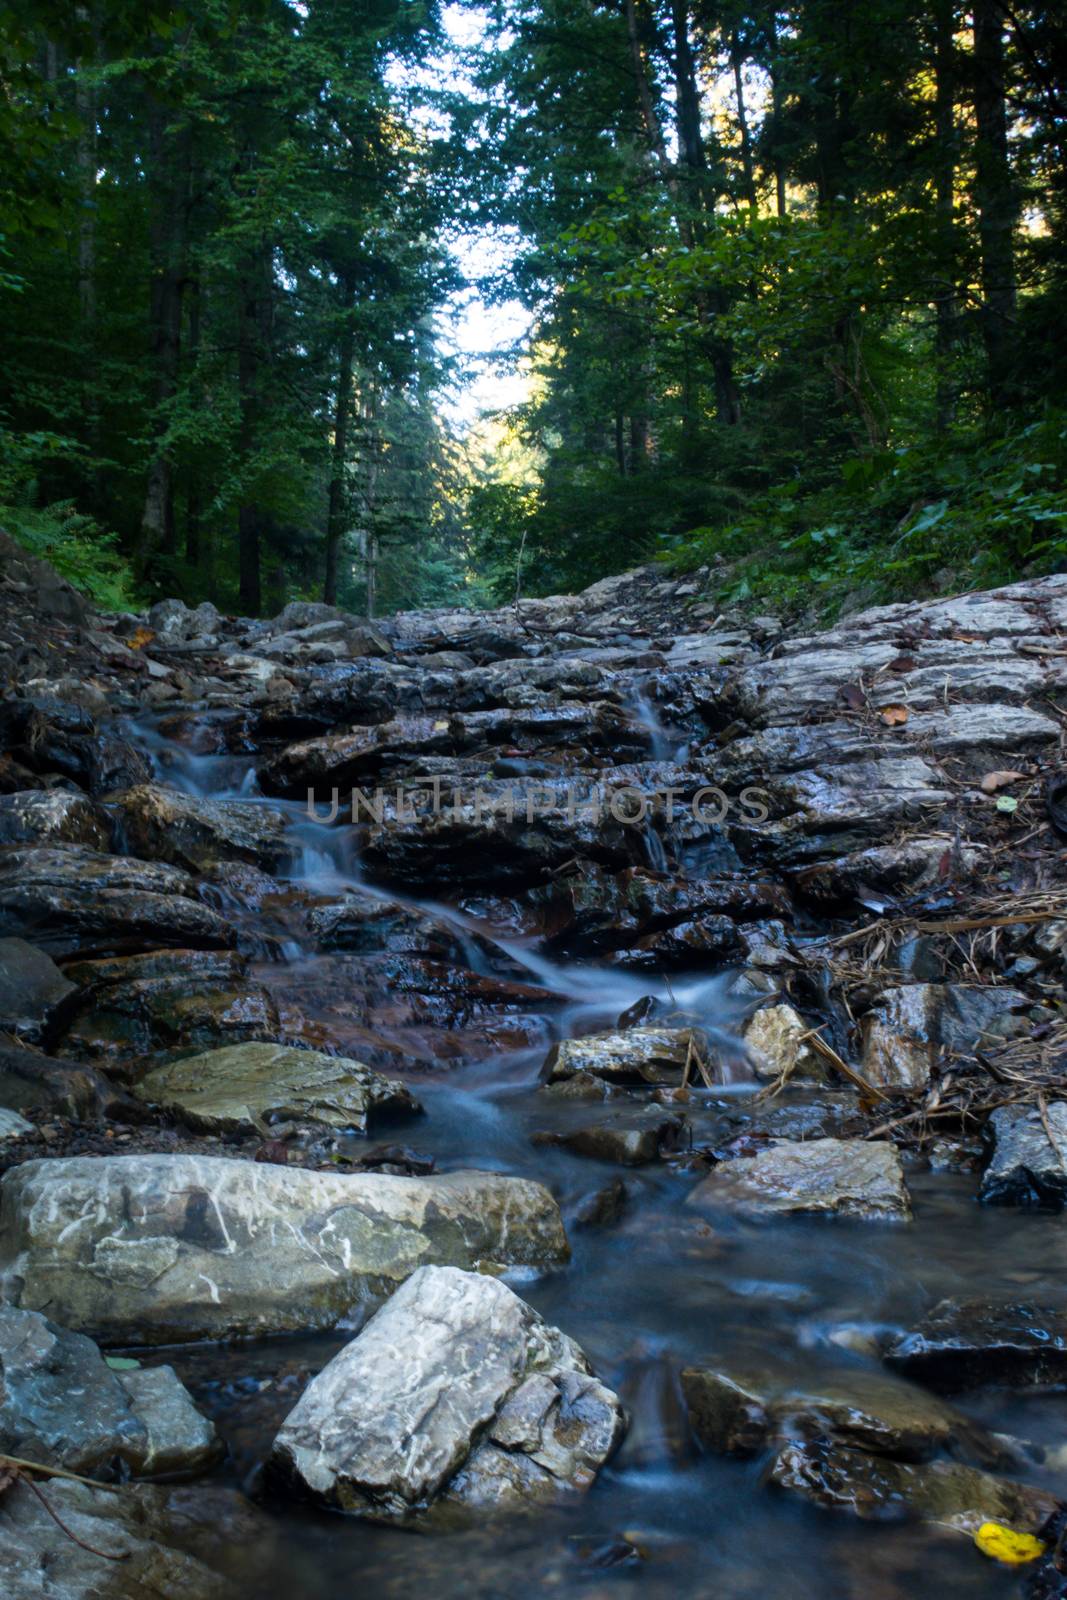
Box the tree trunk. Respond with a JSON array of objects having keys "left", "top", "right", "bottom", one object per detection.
[
  {"left": 670, "top": 0, "right": 705, "bottom": 181},
  {"left": 625, "top": 0, "right": 672, "bottom": 182},
  {"left": 767, "top": 11, "right": 787, "bottom": 218},
  {"left": 731, "top": 33, "right": 757, "bottom": 211},
  {"left": 972, "top": 0, "right": 1017, "bottom": 409},
  {"left": 323, "top": 273, "right": 357, "bottom": 605},
  {"left": 237, "top": 241, "right": 271, "bottom": 616},
  {"left": 184, "top": 275, "right": 202, "bottom": 567},
  {"left": 934, "top": 0, "right": 958, "bottom": 430},
  {"left": 670, "top": 0, "right": 741, "bottom": 425},
  {"left": 74, "top": 10, "right": 96, "bottom": 330},
  {"left": 365, "top": 531, "right": 378, "bottom": 620},
  {"left": 629, "top": 414, "right": 650, "bottom": 469},
  {"left": 614, "top": 412, "right": 627, "bottom": 476},
  {"left": 140, "top": 102, "right": 187, "bottom": 559}
]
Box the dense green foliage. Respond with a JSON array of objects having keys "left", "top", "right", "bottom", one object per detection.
[
  {"left": 1, "top": 2, "right": 1064, "bottom": 616},
  {"left": 0, "top": 0, "right": 468, "bottom": 613},
  {"left": 466, "top": 0, "right": 1067, "bottom": 610}
]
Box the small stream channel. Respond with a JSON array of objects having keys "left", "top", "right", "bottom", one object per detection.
[{"left": 113, "top": 705, "right": 1067, "bottom": 1600}]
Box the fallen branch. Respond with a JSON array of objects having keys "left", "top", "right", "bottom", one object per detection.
[{"left": 0, "top": 1455, "right": 128, "bottom": 1563}]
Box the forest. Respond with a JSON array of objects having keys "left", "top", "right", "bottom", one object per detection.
[{"left": 1, "top": 0, "right": 1065, "bottom": 619}]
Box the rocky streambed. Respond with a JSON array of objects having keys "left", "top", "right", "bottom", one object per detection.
[{"left": 1, "top": 532, "right": 1066, "bottom": 1598}]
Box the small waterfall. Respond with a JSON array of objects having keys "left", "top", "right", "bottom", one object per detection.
[{"left": 628, "top": 683, "right": 674, "bottom": 764}]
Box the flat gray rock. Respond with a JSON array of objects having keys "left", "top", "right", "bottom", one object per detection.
[
  {"left": 271, "top": 1264, "right": 625, "bottom": 1521},
  {"left": 542, "top": 1026, "right": 710, "bottom": 1087},
  {"left": 132, "top": 1041, "right": 421, "bottom": 1135},
  {"left": 687, "top": 1138, "right": 911, "bottom": 1221},
  {"left": 0, "top": 1153, "right": 569, "bottom": 1343}
]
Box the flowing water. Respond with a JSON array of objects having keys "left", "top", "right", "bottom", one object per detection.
[{"left": 126, "top": 712, "right": 1067, "bottom": 1599}]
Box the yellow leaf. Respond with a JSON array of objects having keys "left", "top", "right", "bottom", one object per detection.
[
  {"left": 126, "top": 627, "right": 155, "bottom": 650},
  {"left": 880, "top": 703, "right": 909, "bottom": 727},
  {"left": 433, "top": 719, "right": 449, "bottom": 731},
  {"left": 973, "top": 1522, "right": 1046, "bottom": 1566}
]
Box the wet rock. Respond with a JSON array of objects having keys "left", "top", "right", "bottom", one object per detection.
[
  {"left": 794, "top": 837, "right": 982, "bottom": 909},
  {"left": 861, "top": 983, "right": 1030, "bottom": 1090},
  {"left": 0, "top": 937, "right": 76, "bottom": 1042},
  {"left": 113, "top": 783, "right": 294, "bottom": 872},
  {"left": 263, "top": 951, "right": 558, "bottom": 1072},
  {"left": 356, "top": 777, "right": 643, "bottom": 892},
  {"left": 536, "top": 863, "right": 785, "bottom": 961},
  {"left": 570, "top": 1178, "right": 628, "bottom": 1229},
  {"left": 116, "top": 1365, "right": 221, "bottom": 1477},
  {"left": 981, "top": 1102, "right": 1067, "bottom": 1208},
  {"left": 54, "top": 950, "right": 284, "bottom": 1068},
  {"left": 306, "top": 891, "right": 519, "bottom": 977},
  {"left": 533, "top": 1110, "right": 686, "bottom": 1167},
  {"left": 742, "top": 1003, "right": 823, "bottom": 1083},
  {"left": 0, "top": 847, "right": 234, "bottom": 957},
  {"left": 270, "top": 1264, "right": 625, "bottom": 1521},
  {"left": 0, "top": 700, "right": 153, "bottom": 800},
  {"left": 0, "top": 1042, "right": 121, "bottom": 1121},
  {"left": 745, "top": 757, "right": 954, "bottom": 865},
  {"left": 133, "top": 1041, "right": 421, "bottom": 1135},
  {"left": 612, "top": 913, "right": 741, "bottom": 969},
  {"left": 0, "top": 1305, "right": 216, "bottom": 1478},
  {"left": 702, "top": 1092, "right": 869, "bottom": 1154},
  {"left": 769, "top": 1436, "right": 1058, "bottom": 1531},
  {"left": 261, "top": 701, "right": 636, "bottom": 796},
  {"left": 0, "top": 1153, "right": 570, "bottom": 1343},
  {"left": 737, "top": 920, "right": 797, "bottom": 971},
  {"left": 543, "top": 1027, "right": 713, "bottom": 1088},
  {"left": 884, "top": 1299, "right": 1067, "bottom": 1390},
  {"left": 687, "top": 1139, "right": 911, "bottom": 1221},
  {"left": 680, "top": 1363, "right": 1004, "bottom": 1464},
  {"left": 0, "top": 788, "right": 110, "bottom": 849}
]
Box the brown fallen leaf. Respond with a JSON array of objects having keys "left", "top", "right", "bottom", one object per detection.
[
  {"left": 839, "top": 683, "right": 865, "bottom": 711},
  {"left": 880, "top": 703, "right": 909, "bottom": 726},
  {"left": 980, "top": 770, "right": 1025, "bottom": 793},
  {"left": 887, "top": 655, "right": 917, "bottom": 673},
  {"left": 125, "top": 627, "right": 155, "bottom": 650}
]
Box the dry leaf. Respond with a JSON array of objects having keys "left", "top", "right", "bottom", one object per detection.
[
  {"left": 980, "top": 770, "right": 1025, "bottom": 793},
  {"left": 126, "top": 627, "right": 155, "bottom": 650},
  {"left": 879, "top": 704, "right": 909, "bottom": 726},
  {"left": 839, "top": 683, "right": 865, "bottom": 711},
  {"left": 887, "top": 655, "right": 917, "bottom": 673}
]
